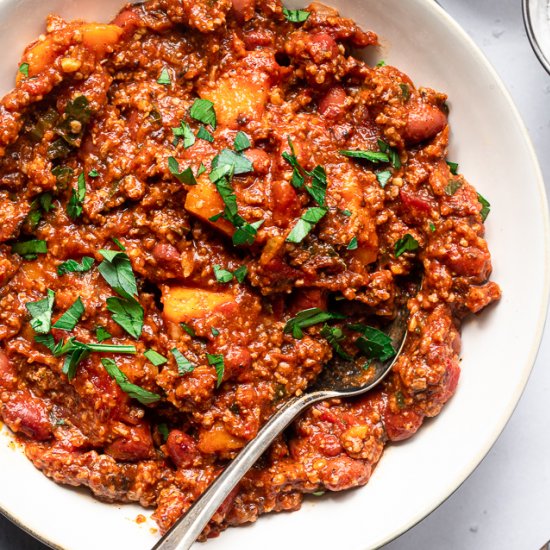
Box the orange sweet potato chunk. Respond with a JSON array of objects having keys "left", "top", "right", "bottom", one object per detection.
[
  {"left": 162, "top": 286, "right": 233, "bottom": 324},
  {"left": 200, "top": 74, "right": 268, "bottom": 128},
  {"left": 184, "top": 176, "right": 234, "bottom": 236},
  {"left": 81, "top": 24, "right": 124, "bottom": 56},
  {"left": 198, "top": 423, "right": 246, "bottom": 454}
]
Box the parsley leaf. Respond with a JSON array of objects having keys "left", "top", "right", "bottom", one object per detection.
[
  {"left": 207, "top": 353, "right": 225, "bottom": 387},
  {"left": 429, "top": 222, "right": 436, "bottom": 232},
  {"left": 158, "top": 423, "right": 170, "bottom": 441},
  {"left": 445, "top": 179, "right": 462, "bottom": 196},
  {"left": 157, "top": 68, "right": 171, "bottom": 86},
  {"left": 196, "top": 125, "right": 214, "bottom": 142},
  {"left": 172, "top": 121, "right": 195, "bottom": 149},
  {"left": 306, "top": 165, "right": 327, "bottom": 206},
  {"left": 106, "top": 296, "right": 144, "bottom": 340},
  {"left": 18, "top": 63, "right": 29, "bottom": 78},
  {"left": 477, "top": 193, "right": 491, "bottom": 222},
  {"left": 282, "top": 138, "right": 305, "bottom": 189},
  {"left": 26, "top": 289, "right": 55, "bottom": 334},
  {"left": 348, "top": 324, "right": 396, "bottom": 362},
  {"left": 286, "top": 206, "right": 327, "bottom": 244},
  {"left": 211, "top": 149, "right": 253, "bottom": 176},
  {"left": 320, "top": 324, "right": 351, "bottom": 360},
  {"left": 171, "top": 348, "right": 195, "bottom": 375},
  {"left": 378, "top": 139, "right": 401, "bottom": 169},
  {"left": 55, "top": 96, "right": 91, "bottom": 147},
  {"left": 98, "top": 249, "right": 138, "bottom": 298},
  {"left": 284, "top": 308, "right": 345, "bottom": 339},
  {"left": 57, "top": 256, "right": 94, "bottom": 276},
  {"left": 399, "top": 83, "right": 411, "bottom": 102},
  {"left": 95, "top": 326, "right": 111, "bottom": 342},
  {"left": 12, "top": 239, "right": 47, "bottom": 260},
  {"left": 180, "top": 322, "right": 196, "bottom": 337},
  {"left": 347, "top": 236, "right": 358, "bottom": 250},
  {"left": 446, "top": 160, "right": 459, "bottom": 175},
  {"left": 213, "top": 264, "right": 234, "bottom": 283},
  {"left": 67, "top": 172, "right": 86, "bottom": 220},
  {"left": 52, "top": 297, "right": 84, "bottom": 331},
  {"left": 190, "top": 98, "right": 216, "bottom": 129},
  {"left": 233, "top": 265, "right": 248, "bottom": 283},
  {"left": 341, "top": 209, "right": 352, "bottom": 217},
  {"left": 234, "top": 131, "right": 251, "bottom": 152},
  {"left": 394, "top": 234, "right": 419, "bottom": 258},
  {"left": 211, "top": 327, "right": 220, "bottom": 337},
  {"left": 101, "top": 358, "right": 161, "bottom": 405},
  {"left": 283, "top": 7, "right": 310, "bottom": 23},
  {"left": 168, "top": 156, "right": 197, "bottom": 185},
  {"left": 144, "top": 349, "right": 168, "bottom": 366},
  {"left": 232, "top": 220, "right": 264, "bottom": 246},
  {"left": 340, "top": 150, "right": 389, "bottom": 163},
  {"left": 88, "top": 169, "right": 99, "bottom": 178},
  {"left": 376, "top": 170, "right": 392, "bottom": 188}
]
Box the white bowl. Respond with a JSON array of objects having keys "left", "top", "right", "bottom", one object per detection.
[{"left": 0, "top": 0, "right": 548, "bottom": 549}]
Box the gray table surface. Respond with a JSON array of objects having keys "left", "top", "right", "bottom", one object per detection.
[{"left": 1, "top": 0, "right": 549, "bottom": 548}]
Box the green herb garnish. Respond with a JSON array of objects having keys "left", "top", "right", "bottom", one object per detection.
[
  {"left": 26, "top": 289, "right": 55, "bottom": 334},
  {"left": 399, "top": 83, "right": 410, "bottom": 102},
  {"left": 52, "top": 297, "right": 84, "bottom": 331},
  {"left": 189, "top": 98, "right": 216, "bottom": 129},
  {"left": 168, "top": 156, "right": 197, "bottom": 185},
  {"left": 88, "top": 169, "right": 99, "bottom": 178},
  {"left": 213, "top": 264, "right": 234, "bottom": 283},
  {"left": 477, "top": 193, "right": 490, "bottom": 222},
  {"left": 348, "top": 324, "right": 396, "bottom": 362},
  {"left": 95, "top": 326, "right": 111, "bottom": 342},
  {"left": 18, "top": 63, "right": 29, "bottom": 78},
  {"left": 157, "top": 68, "right": 171, "bottom": 86},
  {"left": 144, "top": 349, "right": 168, "bottom": 366},
  {"left": 67, "top": 172, "right": 86, "bottom": 219},
  {"left": 196, "top": 126, "right": 214, "bottom": 143},
  {"left": 12, "top": 239, "right": 48, "bottom": 260},
  {"left": 57, "top": 256, "right": 94, "bottom": 276},
  {"left": 347, "top": 236, "right": 358, "bottom": 250},
  {"left": 106, "top": 296, "right": 144, "bottom": 340},
  {"left": 171, "top": 348, "right": 195, "bottom": 375},
  {"left": 376, "top": 170, "right": 392, "bottom": 188},
  {"left": 284, "top": 308, "right": 345, "bottom": 339},
  {"left": 283, "top": 7, "right": 310, "bottom": 23},
  {"left": 286, "top": 207, "right": 327, "bottom": 244},
  {"left": 340, "top": 150, "right": 389, "bottom": 163},
  {"left": 234, "top": 131, "right": 251, "bottom": 152},
  {"left": 394, "top": 234, "right": 419, "bottom": 258},
  {"left": 102, "top": 358, "right": 161, "bottom": 405},
  {"left": 446, "top": 160, "right": 459, "bottom": 175},
  {"left": 207, "top": 353, "right": 225, "bottom": 387},
  {"left": 377, "top": 139, "right": 401, "bottom": 169},
  {"left": 320, "top": 324, "right": 351, "bottom": 360},
  {"left": 180, "top": 322, "right": 195, "bottom": 337},
  {"left": 172, "top": 121, "right": 195, "bottom": 149},
  {"left": 445, "top": 179, "right": 462, "bottom": 196}
]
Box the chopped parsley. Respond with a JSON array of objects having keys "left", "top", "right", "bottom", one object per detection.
[
  {"left": 213, "top": 264, "right": 248, "bottom": 284},
  {"left": 341, "top": 209, "right": 352, "bottom": 217},
  {"left": 282, "top": 7, "right": 310, "bottom": 23},
  {"left": 207, "top": 353, "right": 225, "bottom": 387},
  {"left": 284, "top": 308, "right": 345, "bottom": 339},
  {"left": 101, "top": 358, "right": 161, "bottom": 405},
  {"left": 347, "top": 236, "right": 358, "bottom": 250},
  {"left": 157, "top": 68, "right": 171, "bottom": 86},
  {"left": 282, "top": 138, "right": 305, "bottom": 189},
  {"left": 158, "top": 423, "right": 170, "bottom": 441},
  {"left": 348, "top": 324, "right": 396, "bottom": 362},
  {"left": 168, "top": 156, "right": 197, "bottom": 185},
  {"left": 57, "top": 256, "right": 94, "bottom": 276},
  {"left": 232, "top": 220, "right": 264, "bottom": 246},
  {"left": 180, "top": 322, "right": 196, "bottom": 337},
  {"left": 95, "top": 326, "right": 111, "bottom": 342},
  {"left": 112, "top": 238, "right": 125, "bottom": 251},
  {"left": 189, "top": 98, "right": 216, "bottom": 129},
  {"left": 211, "top": 149, "right": 253, "bottom": 176},
  {"left": 18, "top": 63, "right": 29, "bottom": 78},
  {"left": 233, "top": 265, "right": 248, "bottom": 283},
  {"left": 52, "top": 166, "right": 74, "bottom": 188},
  {"left": 378, "top": 139, "right": 401, "bottom": 169},
  {"left": 144, "top": 349, "right": 168, "bottom": 367},
  {"left": 286, "top": 206, "right": 327, "bottom": 244},
  {"left": 394, "top": 234, "right": 419, "bottom": 258},
  {"left": 320, "top": 324, "right": 351, "bottom": 360},
  {"left": 88, "top": 169, "right": 99, "bottom": 178},
  {"left": 429, "top": 222, "right": 436, "bottom": 232},
  {"left": 171, "top": 348, "right": 195, "bottom": 375},
  {"left": 26, "top": 289, "right": 55, "bottom": 334},
  {"left": 376, "top": 60, "right": 386, "bottom": 67},
  {"left": 55, "top": 95, "right": 91, "bottom": 147},
  {"left": 340, "top": 150, "right": 389, "bottom": 163},
  {"left": 172, "top": 121, "right": 195, "bottom": 149},
  {"left": 52, "top": 297, "right": 84, "bottom": 331},
  {"left": 12, "top": 239, "right": 47, "bottom": 260},
  {"left": 399, "top": 83, "right": 411, "bottom": 102},
  {"left": 478, "top": 193, "right": 491, "bottom": 222},
  {"left": 106, "top": 296, "right": 144, "bottom": 340},
  {"left": 211, "top": 327, "right": 220, "bottom": 337},
  {"left": 445, "top": 179, "right": 462, "bottom": 196},
  {"left": 196, "top": 126, "right": 214, "bottom": 143},
  {"left": 26, "top": 193, "right": 54, "bottom": 230},
  {"left": 67, "top": 172, "right": 86, "bottom": 220},
  {"left": 446, "top": 160, "right": 459, "bottom": 175},
  {"left": 234, "top": 131, "right": 251, "bottom": 152},
  {"left": 376, "top": 170, "right": 392, "bottom": 188}
]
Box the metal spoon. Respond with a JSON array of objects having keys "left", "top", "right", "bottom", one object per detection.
[{"left": 154, "top": 294, "right": 411, "bottom": 550}]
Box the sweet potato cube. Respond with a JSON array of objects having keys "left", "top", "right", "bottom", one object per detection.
[
  {"left": 184, "top": 176, "right": 234, "bottom": 236},
  {"left": 198, "top": 423, "right": 246, "bottom": 454},
  {"left": 21, "top": 37, "right": 61, "bottom": 79},
  {"left": 81, "top": 24, "right": 124, "bottom": 56},
  {"left": 200, "top": 74, "right": 268, "bottom": 128},
  {"left": 162, "top": 286, "right": 233, "bottom": 324}
]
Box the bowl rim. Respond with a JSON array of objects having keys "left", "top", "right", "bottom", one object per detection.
[
  {"left": 522, "top": 0, "right": 550, "bottom": 76},
  {"left": 0, "top": 0, "right": 548, "bottom": 549}
]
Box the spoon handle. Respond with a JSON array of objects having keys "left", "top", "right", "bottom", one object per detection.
[{"left": 153, "top": 390, "right": 333, "bottom": 550}]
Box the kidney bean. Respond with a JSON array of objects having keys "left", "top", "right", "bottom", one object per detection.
[
  {"left": 404, "top": 103, "right": 447, "bottom": 144},
  {"left": 166, "top": 430, "right": 198, "bottom": 468},
  {"left": 319, "top": 86, "right": 347, "bottom": 120},
  {"left": 1, "top": 393, "right": 52, "bottom": 440},
  {"left": 152, "top": 243, "right": 182, "bottom": 272},
  {"left": 0, "top": 350, "right": 17, "bottom": 390},
  {"left": 105, "top": 423, "right": 154, "bottom": 461}
]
